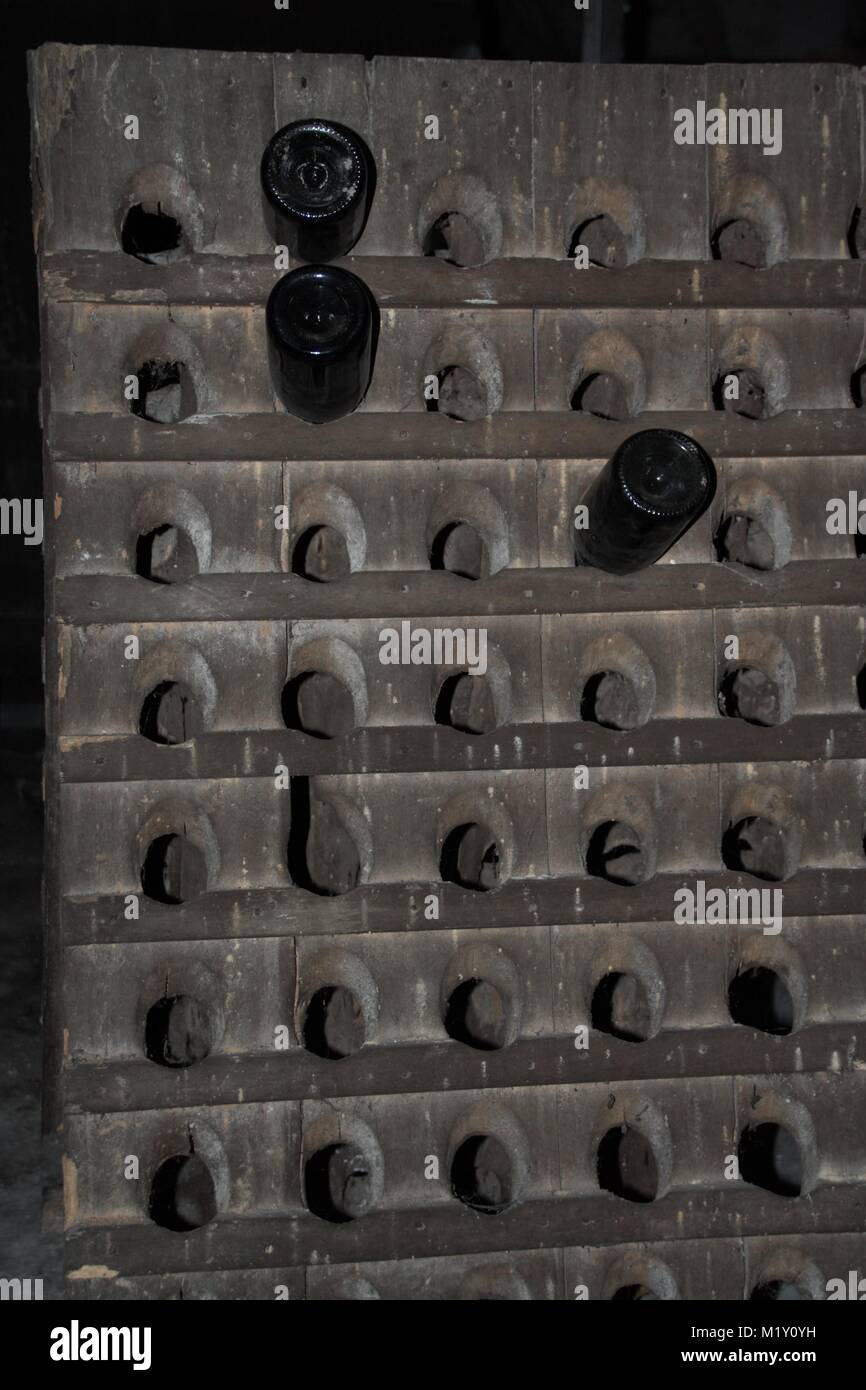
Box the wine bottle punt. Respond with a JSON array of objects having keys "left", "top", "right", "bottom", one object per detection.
[
  {"left": 574, "top": 428, "right": 715, "bottom": 574},
  {"left": 266, "top": 264, "right": 375, "bottom": 424},
  {"left": 261, "top": 119, "right": 370, "bottom": 263}
]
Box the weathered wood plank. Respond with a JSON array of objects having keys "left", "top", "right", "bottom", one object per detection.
[
  {"left": 54, "top": 561, "right": 866, "bottom": 625},
  {"left": 41, "top": 251, "right": 866, "bottom": 310},
  {"left": 58, "top": 714, "right": 866, "bottom": 782},
  {"left": 62, "top": 1021, "right": 866, "bottom": 1113},
  {"left": 62, "top": 869, "right": 866, "bottom": 946},
  {"left": 47, "top": 408, "right": 866, "bottom": 462},
  {"left": 64, "top": 1182, "right": 866, "bottom": 1277}
]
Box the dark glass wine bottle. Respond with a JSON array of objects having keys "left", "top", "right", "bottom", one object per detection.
[
  {"left": 574, "top": 429, "right": 715, "bottom": 574},
  {"left": 266, "top": 265, "right": 375, "bottom": 424},
  {"left": 261, "top": 119, "right": 371, "bottom": 263}
]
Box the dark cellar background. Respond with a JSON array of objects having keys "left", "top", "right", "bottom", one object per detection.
[{"left": 0, "top": 0, "right": 864, "bottom": 1296}]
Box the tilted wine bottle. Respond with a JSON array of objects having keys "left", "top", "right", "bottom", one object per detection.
[
  {"left": 261, "top": 119, "right": 371, "bottom": 263},
  {"left": 574, "top": 429, "right": 715, "bottom": 574},
  {"left": 266, "top": 265, "right": 375, "bottom": 424}
]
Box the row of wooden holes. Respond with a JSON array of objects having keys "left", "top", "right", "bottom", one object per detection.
[
  {"left": 136, "top": 519, "right": 500, "bottom": 582},
  {"left": 139, "top": 809, "right": 817, "bottom": 903},
  {"left": 139, "top": 660, "right": 865, "bottom": 747},
  {"left": 147, "top": 959, "right": 797, "bottom": 1077},
  {"left": 120, "top": 195, "right": 866, "bottom": 271},
  {"left": 146, "top": 1113, "right": 810, "bottom": 1233},
  {"left": 135, "top": 515, "right": 866, "bottom": 589},
  {"left": 124, "top": 351, "right": 866, "bottom": 425}
]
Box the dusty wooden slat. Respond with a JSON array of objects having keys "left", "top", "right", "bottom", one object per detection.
[
  {"left": 63, "top": 1182, "right": 866, "bottom": 1277},
  {"left": 62, "top": 1022, "right": 866, "bottom": 1114},
  {"left": 54, "top": 561, "right": 866, "bottom": 626},
  {"left": 41, "top": 251, "right": 866, "bottom": 309},
  {"left": 58, "top": 714, "right": 866, "bottom": 783},
  {"left": 48, "top": 409, "right": 866, "bottom": 462},
  {"left": 62, "top": 868, "right": 865, "bottom": 946},
  {"left": 64, "top": 1234, "right": 866, "bottom": 1301}
]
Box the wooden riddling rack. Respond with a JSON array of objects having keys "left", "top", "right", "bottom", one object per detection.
[{"left": 30, "top": 44, "right": 866, "bottom": 1298}]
